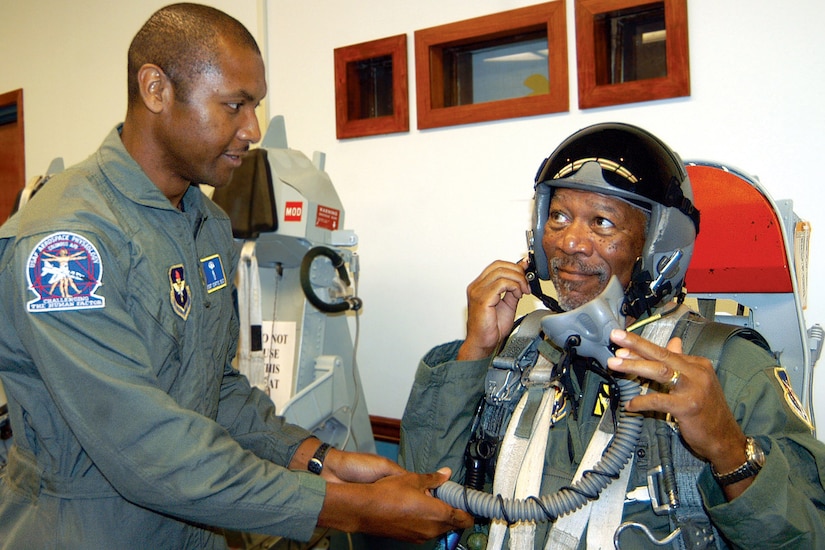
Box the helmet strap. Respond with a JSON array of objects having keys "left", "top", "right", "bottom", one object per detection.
[
  {"left": 526, "top": 250, "right": 564, "bottom": 313},
  {"left": 622, "top": 263, "right": 673, "bottom": 319}
]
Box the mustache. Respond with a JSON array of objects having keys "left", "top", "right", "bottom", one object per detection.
[{"left": 549, "top": 257, "right": 608, "bottom": 280}]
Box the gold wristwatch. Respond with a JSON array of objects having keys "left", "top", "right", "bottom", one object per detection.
[{"left": 711, "top": 436, "right": 766, "bottom": 487}]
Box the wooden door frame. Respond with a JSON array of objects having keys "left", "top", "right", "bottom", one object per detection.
[{"left": 0, "top": 88, "right": 25, "bottom": 192}]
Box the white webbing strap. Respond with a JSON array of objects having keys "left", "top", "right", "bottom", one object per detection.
[
  {"left": 545, "top": 308, "right": 688, "bottom": 549},
  {"left": 545, "top": 407, "right": 630, "bottom": 550},
  {"left": 236, "top": 241, "right": 266, "bottom": 390},
  {"left": 486, "top": 385, "right": 559, "bottom": 550}
]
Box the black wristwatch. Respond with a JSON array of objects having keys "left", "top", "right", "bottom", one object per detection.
[
  {"left": 307, "top": 442, "right": 331, "bottom": 475},
  {"left": 711, "top": 436, "right": 766, "bottom": 487}
]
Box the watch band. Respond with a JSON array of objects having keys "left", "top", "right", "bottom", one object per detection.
[
  {"left": 307, "top": 442, "right": 331, "bottom": 475},
  {"left": 711, "top": 436, "right": 765, "bottom": 487}
]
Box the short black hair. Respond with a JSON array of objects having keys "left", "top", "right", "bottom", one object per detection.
[{"left": 127, "top": 3, "right": 260, "bottom": 103}]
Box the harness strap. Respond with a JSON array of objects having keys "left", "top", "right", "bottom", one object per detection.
[
  {"left": 237, "top": 241, "right": 266, "bottom": 390},
  {"left": 641, "top": 308, "right": 720, "bottom": 550},
  {"left": 487, "top": 380, "right": 558, "bottom": 550},
  {"left": 665, "top": 315, "right": 764, "bottom": 550},
  {"left": 605, "top": 307, "right": 722, "bottom": 550},
  {"left": 670, "top": 440, "right": 722, "bottom": 550},
  {"left": 545, "top": 406, "right": 629, "bottom": 550},
  {"left": 478, "top": 306, "right": 768, "bottom": 549},
  {"left": 546, "top": 309, "right": 686, "bottom": 549}
]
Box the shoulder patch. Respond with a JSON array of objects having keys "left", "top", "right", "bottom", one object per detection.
[
  {"left": 774, "top": 367, "right": 814, "bottom": 431},
  {"left": 27, "top": 232, "right": 105, "bottom": 312},
  {"left": 200, "top": 254, "right": 227, "bottom": 293}
]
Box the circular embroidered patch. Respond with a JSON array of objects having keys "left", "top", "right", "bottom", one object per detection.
[{"left": 26, "top": 232, "right": 105, "bottom": 312}]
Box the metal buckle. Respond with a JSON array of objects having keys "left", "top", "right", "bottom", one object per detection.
[{"left": 646, "top": 465, "right": 678, "bottom": 515}]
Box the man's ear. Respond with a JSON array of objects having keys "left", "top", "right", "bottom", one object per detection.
[{"left": 136, "top": 64, "right": 171, "bottom": 114}]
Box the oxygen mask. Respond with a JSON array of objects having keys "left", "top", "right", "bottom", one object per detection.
[{"left": 540, "top": 275, "right": 627, "bottom": 366}]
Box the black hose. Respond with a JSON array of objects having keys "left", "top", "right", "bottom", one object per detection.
[{"left": 300, "top": 246, "right": 362, "bottom": 313}]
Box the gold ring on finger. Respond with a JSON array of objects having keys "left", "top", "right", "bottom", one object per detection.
[{"left": 665, "top": 369, "right": 681, "bottom": 391}]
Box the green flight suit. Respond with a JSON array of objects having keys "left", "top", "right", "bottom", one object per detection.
[
  {"left": 400, "top": 319, "right": 825, "bottom": 549},
  {"left": 0, "top": 127, "right": 326, "bottom": 549}
]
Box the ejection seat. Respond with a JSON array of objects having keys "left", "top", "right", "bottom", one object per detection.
[
  {"left": 211, "top": 116, "right": 375, "bottom": 455},
  {"left": 684, "top": 161, "right": 821, "bottom": 421}
]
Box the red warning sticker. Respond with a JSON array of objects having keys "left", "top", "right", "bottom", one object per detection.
[{"left": 315, "top": 205, "right": 340, "bottom": 230}]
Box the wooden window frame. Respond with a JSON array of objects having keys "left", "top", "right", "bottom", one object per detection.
[
  {"left": 334, "top": 34, "right": 409, "bottom": 139},
  {"left": 415, "top": 1, "right": 568, "bottom": 130},
  {"left": 576, "top": 0, "right": 690, "bottom": 109}
]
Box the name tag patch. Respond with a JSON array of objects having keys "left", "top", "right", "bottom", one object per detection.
[
  {"left": 26, "top": 232, "right": 105, "bottom": 312},
  {"left": 200, "top": 254, "right": 227, "bottom": 293}
]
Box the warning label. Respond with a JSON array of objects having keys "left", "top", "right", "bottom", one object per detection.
[{"left": 315, "top": 205, "right": 340, "bottom": 230}]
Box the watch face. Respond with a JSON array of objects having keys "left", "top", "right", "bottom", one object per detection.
[
  {"left": 308, "top": 458, "right": 323, "bottom": 475},
  {"left": 747, "top": 437, "right": 766, "bottom": 467}
]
